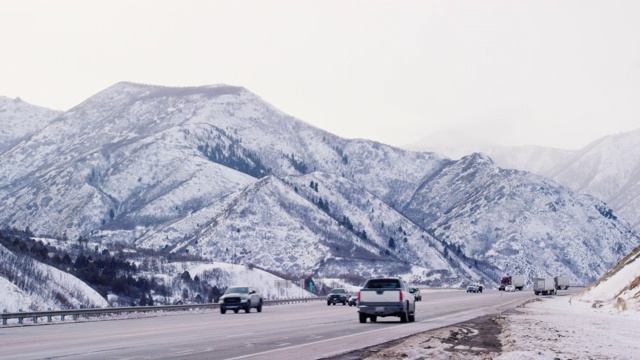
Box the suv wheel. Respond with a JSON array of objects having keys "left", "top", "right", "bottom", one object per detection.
[
  {"left": 257, "top": 300, "right": 263, "bottom": 313},
  {"left": 220, "top": 308, "right": 226, "bottom": 315}
]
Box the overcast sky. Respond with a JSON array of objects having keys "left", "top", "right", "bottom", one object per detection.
[{"left": 1, "top": 0, "right": 639, "bottom": 150}]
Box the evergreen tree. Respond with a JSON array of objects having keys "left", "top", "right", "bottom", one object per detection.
[{"left": 139, "top": 292, "right": 147, "bottom": 306}]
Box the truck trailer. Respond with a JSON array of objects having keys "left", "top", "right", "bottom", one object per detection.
[
  {"left": 554, "top": 276, "right": 570, "bottom": 290},
  {"left": 499, "top": 275, "right": 525, "bottom": 291},
  {"left": 533, "top": 277, "right": 557, "bottom": 295}
]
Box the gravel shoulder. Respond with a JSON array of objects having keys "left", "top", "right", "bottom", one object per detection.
[
  {"left": 322, "top": 313, "right": 507, "bottom": 360},
  {"left": 323, "top": 296, "right": 640, "bottom": 360}
]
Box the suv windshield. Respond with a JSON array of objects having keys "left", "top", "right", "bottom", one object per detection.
[{"left": 330, "top": 289, "right": 346, "bottom": 294}]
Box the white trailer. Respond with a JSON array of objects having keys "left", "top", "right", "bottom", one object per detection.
[
  {"left": 511, "top": 275, "right": 526, "bottom": 290},
  {"left": 533, "top": 277, "right": 556, "bottom": 295},
  {"left": 554, "top": 276, "right": 570, "bottom": 290}
]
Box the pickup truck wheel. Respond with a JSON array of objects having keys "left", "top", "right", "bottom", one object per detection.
[
  {"left": 409, "top": 314, "right": 415, "bottom": 322},
  {"left": 359, "top": 313, "right": 367, "bottom": 323},
  {"left": 400, "top": 311, "right": 408, "bottom": 323},
  {"left": 233, "top": 309, "right": 239, "bottom": 313},
  {"left": 220, "top": 308, "right": 226, "bottom": 314},
  {"left": 327, "top": 301, "right": 331, "bottom": 306},
  {"left": 370, "top": 316, "right": 377, "bottom": 322},
  {"left": 257, "top": 300, "right": 263, "bottom": 313},
  {"left": 342, "top": 301, "right": 346, "bottom": 305},
  {"left": 245, "top": 305, "right": 251, "bottom": 313},
  {"left": 400, "top": 304, "right": 409, "bottom": 323}
]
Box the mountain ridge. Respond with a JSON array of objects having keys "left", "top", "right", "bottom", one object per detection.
[{"left": 0, "top": 82, "right": 638, "bottom": 290}]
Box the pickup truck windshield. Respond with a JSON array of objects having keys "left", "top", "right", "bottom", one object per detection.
[
  {"left": 226, "top": 287, "right": 248, "bottom": 294},
  {"left": 365, "top": 279, "right": 401, "bottom": 289}
]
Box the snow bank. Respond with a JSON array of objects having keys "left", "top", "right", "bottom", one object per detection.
[
  {"left": 498, "top": 296, "right": 640, "bottom": 359},
  {"left": 576, "top": 245, "right": 640, "bottom": 312}
]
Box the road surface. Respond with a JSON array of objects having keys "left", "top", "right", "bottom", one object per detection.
[{"left": 0, "top": 289, "right": 571, "bottom": 359}]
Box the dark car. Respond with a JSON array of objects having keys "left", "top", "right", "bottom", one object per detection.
[
  {"left": 408, "top": 287, "right": 422, "bottom": 301},
  {"left": 327, "top": 288, "right": 348, "bottom": 305}
]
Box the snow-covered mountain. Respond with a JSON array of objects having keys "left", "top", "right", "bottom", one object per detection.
[
  {"left": 0, "top": 96, "right": 61, "bottom": 155},
  {"left": 546, "top": 129, "right": 640, "bottom": 231},
  {"left": 403, "top": 153, "right": 638, "bottom": 285},
  {"left": 407, "top": 128, "right": 640, "bottom": 233},
  {"left": 0, "top": 82, "right": 638, "bottom": 291},
  {"left": 403, "top": 129, "right": 574, "bottom": 174}
]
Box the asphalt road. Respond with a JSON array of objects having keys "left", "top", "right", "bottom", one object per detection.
[{"left": 0, "top": 289, "right": 573, "bottom": 359}]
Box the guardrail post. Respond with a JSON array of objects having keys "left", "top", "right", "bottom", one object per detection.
[
  {"left": 72, "top": 314, "right": 78, "bottom": 321},
  {"left": 2, "top": 310, "right": 6, "bottom": 325},
  {"left": 47, "top": 308, "right": 52, "bottom": 323},
  {"left": 61, "top": 314, "right": 65, "bottom": 321},
  {"left": 18, "top": 309, "right": 23, "bottom": 325}
]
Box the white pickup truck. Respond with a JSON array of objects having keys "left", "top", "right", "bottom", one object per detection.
[{"left": 357, "top": 277, "right": 416, "bottom": 323}]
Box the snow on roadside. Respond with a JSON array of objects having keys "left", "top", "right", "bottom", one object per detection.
[
  {"left": 575, "top": 245, "right": 640, "bottom": 312},
  {"left": 497, "top": 296, "right": 640, "bottom": 359}
]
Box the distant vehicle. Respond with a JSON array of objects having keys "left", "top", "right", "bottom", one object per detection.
[
  {"left": 408, "top": 287, "right": 422, "bottom": 301},
  {"left": 327, "top": 288, "right": 349, "bottom": 305},
  {"left": 533, "top": 277, "right": 557, "bottom": 296},
  {"left": 348, "top": 292, "right": 359, "bottom": 306},
  {"left": 357, "top": 277, "right": 415, "bottom": 323},
  {"left": 466, "top": 284, "right": 480, "bottom": 293},
  {"left": 505, "top": 284, "right": 516, "bottom": 292},
  {"left": 219, "top": 286, "right": 263, "bottom": 314},
  {"left": 499, "top": 275, "right": 525, "bottom": 291},
  {"left": 554, "top": 276, "right": 570, "bottom": 290}
]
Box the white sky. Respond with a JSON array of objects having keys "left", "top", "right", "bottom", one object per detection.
[{"left": 1, "top": 0, "right": 639, "bottom": 150}]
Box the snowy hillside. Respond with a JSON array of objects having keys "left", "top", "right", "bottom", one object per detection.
[
  {"left": 0, "top": 96, "right": 61, "bottom": 155},
  {"left": 546, "top": 129, "right": 640, "bottom": 231},
  {"left": 0, "top": 82, "right": 638, "bottom": 292},
  {"left": 576, "top": 244, "right": 640, "bottom": 311},
  {"left": 0, "top": 243, "right": 109, "bottom": 312},
  {"left": 408, "top": 128, "right": 640, "bottom": 234},
  {"left": 403, "top": 153, "right": 639, "bottom": 285}
]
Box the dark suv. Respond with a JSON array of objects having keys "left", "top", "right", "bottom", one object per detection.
[{"left": 327, "top": 288, "right": 348, "bottom": 305}]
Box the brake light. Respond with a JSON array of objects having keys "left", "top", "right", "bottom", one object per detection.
[
  {"left": 399, "top": 291, "right": 403, "bottom": 301},
  {"left": 357, "top": 292, "right": 361, "bottom": 301}
]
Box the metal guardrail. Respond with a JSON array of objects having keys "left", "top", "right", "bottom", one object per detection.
[{"left": 1, "top": 297, "right": 324, "bottom": 326}]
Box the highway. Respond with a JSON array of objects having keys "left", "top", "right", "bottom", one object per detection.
[{"left": 0, "top": 289, "right": 572, "bottom": 359}]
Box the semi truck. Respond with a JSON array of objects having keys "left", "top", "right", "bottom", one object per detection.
[
  {"left": 533, "top": 277, "right": 557, "bottom": 295},
  {"left": 554, "top": 276, "right": 570, "bottom": 290},
  {"left": 499, "top": 275, "right": 525, "bottom": 291}
]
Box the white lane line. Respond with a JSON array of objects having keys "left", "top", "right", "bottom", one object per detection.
[
  {"left": 226, "top": 332, "right": 255, "bottom": 338},
  {"left": 224, "top": 324, "right": 409, "bottom": 360}
]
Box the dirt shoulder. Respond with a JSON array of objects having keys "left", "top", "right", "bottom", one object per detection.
[{"left": 322, "top": 313, "right": 507, "bottom": 360}]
